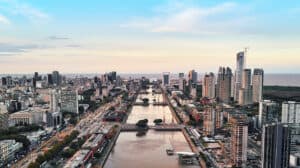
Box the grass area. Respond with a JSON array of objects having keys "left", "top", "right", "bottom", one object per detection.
[{"left": 263, "top": 85, "right": 300, "bottom": 102}]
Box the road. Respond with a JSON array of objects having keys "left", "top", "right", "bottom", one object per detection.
[{"left": 12, "top": 97, "right": 121, "bottom": 168}]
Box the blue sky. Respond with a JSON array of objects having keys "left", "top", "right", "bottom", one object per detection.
[{"left": 0, "top": 0, "right": 300, "bottom": 73}]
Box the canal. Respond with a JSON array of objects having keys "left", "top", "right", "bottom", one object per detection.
[{"left": 104, "top": 87, "right": 199, "bottom": 168}]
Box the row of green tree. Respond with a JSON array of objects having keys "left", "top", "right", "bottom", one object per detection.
[
  {"left": 0, "top": 124, "right": 43, "bottom": 135},
  {"left": 28, "top": 130, "right": 79, "bottom": 168},
  {"left": 61, "top": 137, "right": 86, "bottom": 158}
]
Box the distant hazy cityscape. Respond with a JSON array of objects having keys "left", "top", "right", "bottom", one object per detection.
[
  {"left": 1, "top": 74, "right": 300, "bottom": 87},
  {"left": 0, "top": 49, "right": 299, "bottom": 168}
]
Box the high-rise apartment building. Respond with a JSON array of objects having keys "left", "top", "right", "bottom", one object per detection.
[
  {"left": 216, "top": 67, "right": 232, "bottom": 103},
  {"left": 234, "top": 51, "right": 245, "bottom": 101},
  {"left": 50, "top": 89, "right": 60, "bottom": 112},
  {"left": 239, "top": 69, "right": 253, "bottom": 105},
  {"left": 179, "top": 78, "right": 186, "bottom": 92},
  {"left": 230, "top": 115, "right": 248, "bottom": 167},
  {"left": 60, "top": 87, "right": 79, "bottom": 114},
  {"left": 258, "top": 100, "right": 279, "bottom": 128},
  {"left": 188, "top": 70, "right": 198, "bottom": 84},
  {"left": 252, "top": 69, "right": 264, "bottom": 103},
  {"left": 261, "top": 123, "right": 290, "bottom": 168},
  {"left": 202, "top": 72, "right": 215, "bottom": 99},
  {"left": 281, "top": 101, "right": 300, "bottom": 123},
  {"left": 52, "top": 71, "right": 61, "bottom": 86},
  {"left": 47, "top": 74, "right": 53, "bottom": 86}
]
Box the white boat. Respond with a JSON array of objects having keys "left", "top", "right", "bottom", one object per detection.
[{"left": 166, "top": 149, "right": 174, "bottom": 155}]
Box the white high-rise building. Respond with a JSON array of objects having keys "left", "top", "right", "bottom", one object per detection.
[
  {"left": 234, "top": 51, "right": 245, "bottom": 101},
  {"left": 281, "top": 101, "right": 300, "bottom": 123},
  {"left": 50, "top": 89, "right": 60, "bottom": 112},
  {"left": 202, "top": 72, "right": 215, "bottom": 99},
  {"left": 162, "top": 72, "right": 170, "bottom": 86},
  {"left": 60, "top": 87, "right": 79, "bottom": 114},
  {"left": 252, "top": 69, "right": 264, "bottom": 103}
]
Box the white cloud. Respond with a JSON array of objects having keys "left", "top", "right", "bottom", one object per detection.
[
  {"left": 0, "top": 14, "right": 10, "bottom": 24},
  {"left": 0, "top": 0, "right": 50, "bottom": 23},
  {"left": 121, "top": 2, "right": 255, "bottom": 34}
]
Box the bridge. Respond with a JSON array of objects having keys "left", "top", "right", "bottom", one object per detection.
[
  {"left": 121, "top": 124, "right": 185, "bottom": 132},
  {"left": 133, "top": 102, "right": 168, "bottom": 106}
]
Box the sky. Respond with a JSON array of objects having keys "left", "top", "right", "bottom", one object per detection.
[{"left": 0, "top": 0, "right": 300, "bottom": 74}]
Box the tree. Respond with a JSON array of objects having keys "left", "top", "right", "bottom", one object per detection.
[
  {"left": 142, "top": 98, "right": 149, "bottom": 105},
  {"left": 28, "top": 162, "right": 39, "bottom": 168},
  {"left": 136, "top": 119, "right": 149, "bottom": 128},
  {"left": 78, "top": 106, "right": 85, "bottom": 114},
  {"left": 153, "top": 119, "right": 163, "bottom": 125}
]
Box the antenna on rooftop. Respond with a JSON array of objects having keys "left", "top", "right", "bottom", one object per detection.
[{"left": 244, "top": 47, "right": 249, "bottom": 68}]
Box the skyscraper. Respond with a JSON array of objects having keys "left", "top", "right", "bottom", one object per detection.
[
  {"left": 234, "top": 51, "right": 245, "bottom": 101},
  {"left": 178, "top": 72, "right": 184, "bottom": 79},
  {"left": 162, "top": 72, "right": 170, "bottom": 86},
  {"left": 60, "top": 87, "right": 79, "bottom": 114},
  {"left": 52, "top": 71, "right": 61, "bottom": 86},
  {"left": 261, "top": 123, "right": 290, "bottom": 168},
  {"left": 202, "top": 72, "right": 215, "bottom": 99},
  {"left": 216, "top": 67, "right": 232, "bottom": 103},
  {"left": 178, "top": 78, "right": 186, "bottom": 92},
  {"left": 230, "top": 115, "right": 248, "bottom": 167},
  {"left": 258, "top": 100, "right": 279, "bottom": 128},
  {"left": 252, "top": 69, "right": 264, "bottom": 103},
  {"left": 47, "top": 74, "right": 53, "bottom": 86},
  {"left": 50, "top": 89, "right": 60, "bottom": 112},
  {"left": 239, "top": 69, "right": 253, "bottom": 105},
  {"left": 281, "top": 101, "right": 300, "bottom": 123},
  {"left": 188, "top": 70, "right": 198, "bottom": 84}
]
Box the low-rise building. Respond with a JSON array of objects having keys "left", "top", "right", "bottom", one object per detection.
[
  {"left": 0, "top": 140, "right": 23, "bottom": 164},
  {"left": 63, "top": 149, "right": 91, "bottom": 168},
  {"left": 9, "top": 108, "right": 46, "bottom": 126}
]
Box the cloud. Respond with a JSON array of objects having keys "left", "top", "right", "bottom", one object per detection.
[
  {"left": 0, "top": 0, "right": 50, "bottom": 23},
  {"left": 0, "top": 14, "right": 10, "bottom": 24},
  {"left": 65, "top": 44, "right": 81, "bottom": 48},
  {"left": 48, "top": 36, "right": 70, "bottom": 40},
  {"left": 121, "top": 2, "right": 255, "bottom": 34},
  {"left": 0, "top": 43, "right": 40, "bottom": 55}
]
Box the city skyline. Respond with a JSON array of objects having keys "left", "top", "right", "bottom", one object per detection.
[{"left": 1, "top": 0, "right": 300, "bottom": 73}]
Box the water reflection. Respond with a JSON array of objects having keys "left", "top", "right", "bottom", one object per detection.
[{"left": 104, "top": 87, "right": 199, "bottom": 168}]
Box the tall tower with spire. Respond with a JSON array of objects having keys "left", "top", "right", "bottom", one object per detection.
[{"left": 234, "top": 49, "right": 246, "bottom": 101}]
